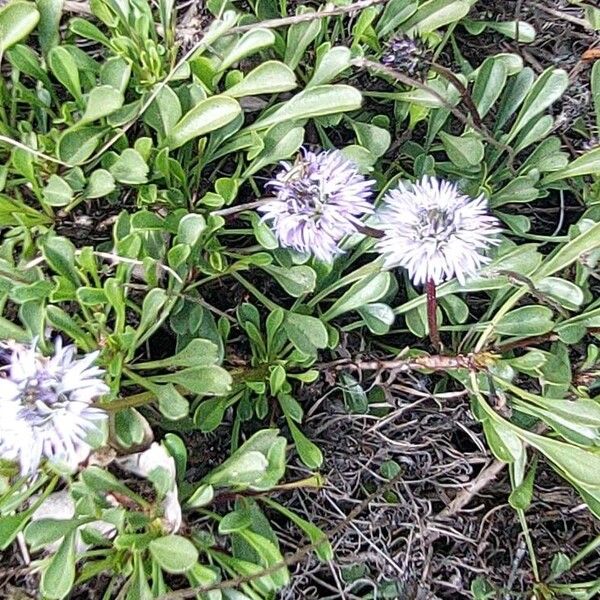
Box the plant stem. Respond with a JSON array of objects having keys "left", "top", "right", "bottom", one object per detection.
[
  {"left": 212, "top": 198, "right": 274, "bottom": 217},
  {"left": 426, "top": 278, "right": 442, "bottom": 352}
]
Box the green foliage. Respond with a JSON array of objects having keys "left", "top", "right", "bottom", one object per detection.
[{"left": 0, "top": 0, "right": 599, "bottom": 597}]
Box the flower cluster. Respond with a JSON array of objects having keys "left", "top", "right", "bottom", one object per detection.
[
  {"left": 259, "top": 149, "right": 375, "bottom": 262},
  {"left": 381, "top": 35, "right": 426, "bottom": 76},
  {"left": 0, "top": 337, "right": 108, "bottom": 475},
  {"left": 376, "top": 176, "right": 502, "bottom": 285},
  {"left": 262, "top": 149, "right": 501, "bottom": 286}
]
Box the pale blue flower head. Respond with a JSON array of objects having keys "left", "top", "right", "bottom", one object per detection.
[
  {"left": 376, "top": 176, "right": 501, "bottom": 285},
  {"left": 0, "top": 337, "right": 108, "bottom": 475},
  {"left": 259, "top": 149, "right": 375, "bottom": 262}
]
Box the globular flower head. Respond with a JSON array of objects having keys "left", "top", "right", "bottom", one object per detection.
[
  {"left": 259, "top": 149, "right": 375, "bottom": 262},
  {"left": 0, "top": 337, "right": 108, "bottom": 475},
  {"left": 375, "top": 176, "right": 501, "bottom": 286},
  {"left": 382, "top": 34, "right": 426, "bottom": 76}
]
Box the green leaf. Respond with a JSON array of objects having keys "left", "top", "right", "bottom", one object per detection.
[
  {"left": 225, "top": 61, "right": 297, "bottom": 97},
  {"left": 351, "top": 120, "right": 391, "bottom": 158},
  {"left": 42, "top": 236, "right": 79, "bottom": 285},
  {"left": 482, "top": 418, "right": 524, "bottom": 463},
  {"left": 340, "top": 372, "right": 368, "bottom": 413},
  {"left": 79, "top": 85, "right": 124, "bottom": 125},
  {"left": 6, "top": 44, "right": 53, "bottom": 89},
  {"left": 69, "top": 17, "right": 110, "bottom": 45},
  {"left": 25, "top": 517, "right": 80, "bottom": 551},
  {"left": 186, "top": 483, "right": 214, "bottom": 508},
  {"left": 284, "top": 312, "right": 329, "bottom": 354},
  {"left": 472, "top": 57, "right": 508, "bottom": 118},
  {"left": 496, "top": 306, "right": 554, "bottom": 337},
  {"left": 544, "top": 147, "right": 600, "bottom": 183},
  {"left": 593, "top": 60, "right": 600, "bottom": 128},
  {"left": 204, "top": 429, "right": 286, "bottom": 490},
  {"left": 47, "top": 306, "right": 94, "bottom": 349},
  {"left": 536, "top": 277, "right": 584, "bottom": 310},
  {"left": 155, "top": 366, "right": 232, "bottom": 396},
  {"left": 135, "top": 338, "right": 220, "bottom": 370},
  {"left": 550, "top": 553, "right": 571, "bottom": 580},
  {"left": 165, "top": 96, "right": 242, "bottom": 150},
  {"left": 48, "top": 45, "right": 82, "bottom": 102},
  {"left": 41, "top": 531, "right": 76, "bottom": 599},
  {"left": 402, "top": 0, "right": 471, "bottom": 34},
  {"left": 308, "top": 45, "right": 352, "bottom": 87},
  {"left": 485, "top": 20, "right": 536, "bottom": 43},
  {"left": 357, "top": 303, "right": 395, "bottom": 335},
  {"left": 440, "top": 294, "right": 469, "bottom": 324},
  {"left": 109, "top": 149, "right": 149, "bottom": 185},
  {"left": 218, "top": 28, "right": 275, "bottom": 72},
  {"left": 155, "top": 384, "right": 189, "bottom": 420},
  {"left": 193, "top": 396, "right": 229, "bottom": 432},
  {"left": 533, "top": 221, "right": 600, "bottom": 281},
  {"left": 439, "top": 131, "right": 484, "bottom": 168},
  {"left": 219, "top": 510, "right": 252, "bottom": 534},
  {"left": 376, "top": 0, "right": 417, "bottom": 36},
  {"left": 43, "top": 175, "right": 74, "bottom": 207},
  {"left": 144, "top": 85, "right": 182, "bottom": 139},
  {"left": 264, "top": 498, "right": 332, "bottom": 561},
  {"left": 164, "top": 433, "right": 187, "bottom": 482},
  {"left": 177, "top": 213, "right": 206, "bottom": 246},
  {"left": 100, "top": 56, "right": 131, "bottom": 92},
  {"left": 494, "top": 67, "right": 535, "bottom": 131},
  {"left": 85, "top": 169, "right": 115, "bottom": 198},
  {"left": 76, "top": 287, "right": 107, "bottom": 305},
  {"left": 244, "top": 122, "right": 304, "bottom": 176},
  {"left": 0, "top": 316, "right": 29, "bottom": 342},
  {"left": 128, "top": 554, "right": 153, "bottom": 600},
  {"left": 149, "top": 535, "right": 199, "bottom": 574},
  {"left": 322, "top": 271, "right": 391, "bottom": 321},
  {"left": 235, "top": 530, "right": 289, "bottom": 587},
  {"left": 113, "top": 408, "right": 151, "bottom": 450},
  {"left": 261, "top": 264, "right": 316, "bottom": 297},
  {"left": 285, "top": 8, "right": 321, "bottom": 70},
  {"left": 522, "top": 430, "right": 600, "bottom": 489},
  {"left": 0, "top": 514, "right": 31, "bottom": 550},
  {"left": 136, "top": 288, "right": 167, "bottom": 338},
  {"left": 491, "top": 175, "right": 539, "bottom": 207},
  {"left": 508, "top": 459, "right": 537, "bottom": 510},
  {"left": 288, "top": 419, "right": 322, "bottom": 467},
  {"left": 513, "top": 114, "right": 554, "bottom": 154},
  {"left": 270, "top": 366, "right": 287, "bottom": 396},
  {"left": 206, "top": 450, "right": 269, "bottom": 487},
  {"left": 248, "top": 84, "right": 362, "bottom": 131},
  {"left": 508, "top": 68, "right": 568, "bottom": 141},
  {"left": 57, "top": 127, "right": 105, "bottom": 165},
  {"left": 0, "top": 1, "right": 40, "bottom": 52},
  {"left": 390, "top": 79, "right": 454, "bottom": 108}
]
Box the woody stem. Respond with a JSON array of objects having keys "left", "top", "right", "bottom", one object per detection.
[{"left": 426, "top": 278, "right": 442, "bottom": 352}]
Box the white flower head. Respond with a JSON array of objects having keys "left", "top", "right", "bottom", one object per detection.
[
  {"left": 375, "top": 176, "right": 501, "bottom": 285},
  {"left": 115, "top": 442, "right": 182, "bottom": 533},
  {"left": 258, "top": 148, "right": 375, "bottom": 262},
  {"left": 0, "top": 337, "right": 108, "bottom": 475},
  {"left": 117, "top": 441, "right": 176, "bottom": 482}
]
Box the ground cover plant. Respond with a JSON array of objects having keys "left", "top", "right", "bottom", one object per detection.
[{"left": 0, "top": 0, "right": 599, "bottom": 598}]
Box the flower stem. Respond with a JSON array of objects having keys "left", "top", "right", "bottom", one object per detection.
[
  {"left": 211, "top": 198, "right": 274, "bottom": 217},
  {"left": 354, "top": 222, "right": 385, "bottom": 239},
  {"left": 426, "top": 278, "right": 442, "bottom": 352}
]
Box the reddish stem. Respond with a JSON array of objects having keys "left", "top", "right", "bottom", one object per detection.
[{"left": 426, "top": 278, "right": 442, "bottom": 352}]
